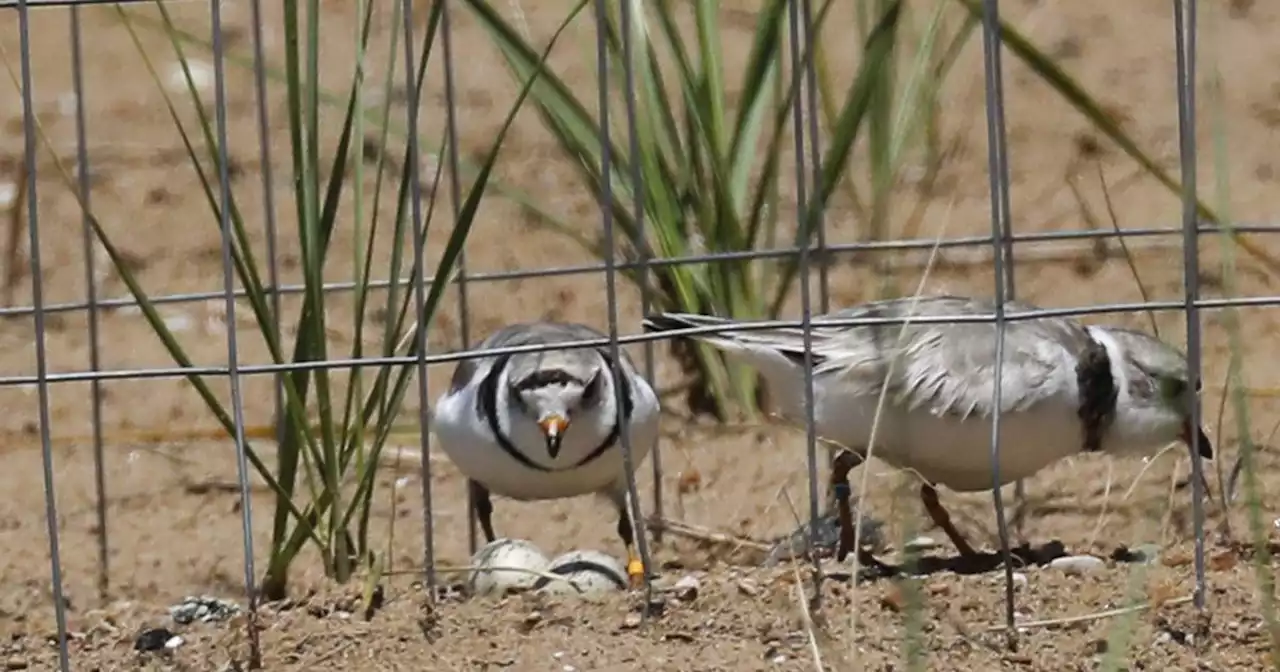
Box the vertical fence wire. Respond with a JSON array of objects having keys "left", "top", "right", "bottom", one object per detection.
[
  {"left": 437, "top": 0, "right": 479, "bottom": 557},
  {"left": 248, "top": 0, "right": 285, "bottom": 507},
  {"left": 1173, "top": 0, "right": 1207, "bottom": 610},
  {"left": 614, "top": 0, "right": 663, "bottom": 543},
  {"left": 799, "top": 0, "right": 828, "bottom": 315},
  {"left": 68, "top": 0, "right": 109, "bottom": 605},
  {"left": 402, "top": 0, "right": 438, "bottom": 595},
  {"left": 209, "top": 0, "right": 262, "bottom": 663},
  {"left": 17, "top": 1, "right": 71, "bottom": 669},
  {"left": 978, "top": 0, "right": 1018, "bottom": 636},
  {"left": 785, "top": 0, "right": 824, "bottom": 604},
  {"left": 440, "top": 16, "right": 475, "bottom": 561},
  {"left": 979, "top": 0, "right": 1026, "bottom": 542},
  {"left": 593, "top": 0, "right": 655, "bottom": 608}
]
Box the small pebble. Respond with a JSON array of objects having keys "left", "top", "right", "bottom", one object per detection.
[
  {"left": 1112, "top": 543, "right": 1161, "bottom": 565},
  {"left": 1131, "top": 544, "right": 1162, "bottom": 565},
  {"left": 57, "top": 93, "right": 77, "bottom": 118},
  {"left": 1011, "top": 572, "right": 1028, "bottom": 588},
  {"left": 5, "top": 658, "right": 28, "bottom": 671},
  {"left": 163, "top": 314, "right": 194, "bottom": 333},
  {"left": 134, "top": 627, "right": 176, "bottom": 652},
  {"left": 673, "top": 576, "right": 700, "bottom": 602},
  {"left": 903, "top": 536, "right": 939, "bottom": 552},
  {"left": 169, "top": 595, "right": 242, "bottom": 625},
  {"left": 737, "top": 579, "right": 760, "bottom": 597},
  {"left": 1049, "top": 554, "right": 1105, "bottom": 576},
  {"left": 165, "top": 60, "right": 214, "bottom": 93},
  {"left": 164, "top": 635, "right": 184, "bottom": 650},
  {"left": 621, "top": 612, "right": 643, "bottom": 629}
]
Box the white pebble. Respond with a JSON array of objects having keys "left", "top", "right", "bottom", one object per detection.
[
  {"left": 57, "top": 92, "right": 78, "bottom": 117},
  {"left": 673, "top": 575, "right": 700, "bottom": 601},
  {"left": 535, "top": 550, "right": 627, "bottom": 598},
  {"left": 468, "top": 538, "right": 550, "bottom": 598},
  {"left": 163, "top": 635, "right": 184, "bottom": 650},
  {"left": 1011, "top": 572, "right": 1028, "bottom": 588},
  {"left": 163, "top": 314, "right": 194, "bottom": 333},
  {"left": 1048, "top": 554, "right": 1105, "bottom": 576},
  {"left": 0, "top": 182, "right": 15, "bottom": 209},
  {"left": 903, "top": 535, "right": 939, "bottom": 552},
  {"left": 166, "top": 60, "right": 214, "bottom": 93}
]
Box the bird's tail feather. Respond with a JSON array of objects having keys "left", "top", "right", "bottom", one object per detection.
[
  {"left": 644, "top": 312, "right": 832, "bottom": 355},
  {"left": 641, "top": 313, "right": 756, "bottom": 354}
]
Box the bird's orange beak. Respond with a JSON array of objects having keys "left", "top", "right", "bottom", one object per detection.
[{"left": 538, "top": 414, "right": 569, "bottom": 459}]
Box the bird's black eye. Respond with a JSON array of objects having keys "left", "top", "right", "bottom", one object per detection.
[
  {"left": 509, "top": 385, "right": 532, "bottom": 414},
  {"left": 1160, "top": 376, "right": 1189, "bottom": 401}
]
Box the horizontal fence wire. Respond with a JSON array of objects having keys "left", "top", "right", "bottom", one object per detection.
[
  {"left": 2, "top": 293, "right": 1280, "bottom": 387},
  {"left": 0, "top": 224, "right": 1277, "bottom": 320},
  {"left": 1, "top": 0, "right": 179, "bottom": 8}
]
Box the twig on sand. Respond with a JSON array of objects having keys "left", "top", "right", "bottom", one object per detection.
[
  {"left": 645, "top": 516, "right": 773, "bottom": 552},
  {"left": 984, "top": 595, "right": 1194, "bottom": 633}
]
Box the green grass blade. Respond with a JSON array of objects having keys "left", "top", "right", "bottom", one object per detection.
[
  {"left": 769, "top": 0, "right": 903, "bottom": 316},
  {"left": 337, "top": 0, "right": 585, "bottom": 539}
]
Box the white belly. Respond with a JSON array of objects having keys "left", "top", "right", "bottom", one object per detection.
[
  {"left": 779, "top": 386, "right": 1085, "bottom": 492},
  {"left": 432, "top": 386, "right": 659, "bottom": 502}
]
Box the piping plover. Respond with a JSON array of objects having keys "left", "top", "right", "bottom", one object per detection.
[
  {"left": 643, "top": 295, "right": 1212, "bottom": 559},
  {"left": 433, "top": 322, "right": 661, "bottom": 586}
]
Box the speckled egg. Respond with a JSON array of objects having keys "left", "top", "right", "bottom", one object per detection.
[
  {"left": 467, "top": 538, "right": 550, "bottom": 598},
  {"left": 533, "top": 549, "right": 628, "bottom": 599}
]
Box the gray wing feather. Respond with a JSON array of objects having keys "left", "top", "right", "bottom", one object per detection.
[{"left": 747, "top": 296, "right": 1093, "bottom": 419}]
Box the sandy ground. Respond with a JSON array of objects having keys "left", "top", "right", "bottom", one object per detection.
[{"left": 2, "top": 0, "right": 1280, "bottom": 669}]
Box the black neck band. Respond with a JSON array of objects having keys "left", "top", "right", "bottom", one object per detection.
[{"left": 477, "top": 351, "right": 634, "bottom": 472}]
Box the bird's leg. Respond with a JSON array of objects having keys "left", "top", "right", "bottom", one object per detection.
[
  {"left": 831, "top": 449, "right": 897, "bottom": 578},
  {"left": 919, "top": 483, "right": 978, "bottom": 557},
  {"left": 614, "top": 505, "right": 646, "bottom": 589},
  {"left": 830, "top": 449, "right": 864, "bottom": 562},
  {"left": 603, "top": 485, "right": 646, "bottom": 588},
  {"left": 609, "top": 491, "right": 650, "bottom": 586},
  {"left": 468, "top": 480, "right": 497, "bottom": 543}
]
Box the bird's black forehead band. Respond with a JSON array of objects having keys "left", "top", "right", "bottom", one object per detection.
[{"left": 513, "top": 368, "right": 588, "bottom": 391}]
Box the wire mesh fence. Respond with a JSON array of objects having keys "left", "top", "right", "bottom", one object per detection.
[{"left": 5, "top": 0, "right": 1280, "bottom": 668}]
